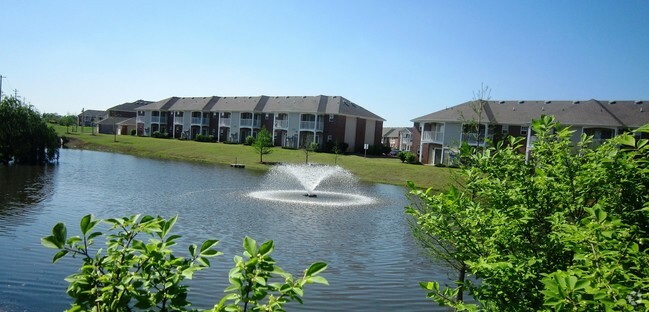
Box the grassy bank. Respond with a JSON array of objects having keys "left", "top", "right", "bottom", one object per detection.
[{"left": 55, "top": 125, "right": 454, "bottom": 191}]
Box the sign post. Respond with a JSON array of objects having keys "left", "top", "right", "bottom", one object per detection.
[{"left": 364, "top": 143, "right": 369, "bottom": 158}]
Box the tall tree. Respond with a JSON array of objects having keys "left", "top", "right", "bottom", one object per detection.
[
  {"left": 0, "top": 97, "right": 60, "bottom": 165},
  {"left": 252, "top": 127, "right": 273, "bottom": 163}
]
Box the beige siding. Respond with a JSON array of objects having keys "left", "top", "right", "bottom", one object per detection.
[
  {"left": 345, "top": 117, "right": 357, "bottom": 150},
  {"left": 364, "top": 120, "right": 376, "bottom": 146}
]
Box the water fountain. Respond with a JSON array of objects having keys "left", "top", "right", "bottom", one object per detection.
[{"left": 248, "top": 164, "right": 375, "bottom": 206}]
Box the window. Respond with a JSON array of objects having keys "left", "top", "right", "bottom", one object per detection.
[
  {"left": 521, "top": 126, "right": 528, "bottom": 135},
  {"left": 502, "top": 125, "right": 509, "bottom": 135},
  {"left": 329, "top": 114, "right": 335, "bottom": 122},
  {"left": 327, "top": 135, "right": 333, "bottom": 142}
]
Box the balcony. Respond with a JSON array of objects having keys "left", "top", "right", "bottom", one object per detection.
[
  {"left": 191, "top": 117, "right": 209, "bottom": 125},
  {"left": 174, "top": 117, "right": 184, "bottom": 125},
  {"left": 220, "top": 118, "right": 231, "bottom": 127},
  {"left": 240, "top": 119, "right": 261, "bottom": 128},
  {"left": 421, "top": 131, "right": 444, "bottom": 143},
  {"left": 300, "top": 121, "right": 324, "bottom": 131},
  {"left": 136, "top": 116, "right": 145, "bottom": 123},
  {"left": 274, "top": 119, "right": 288, "bottom": 129}
]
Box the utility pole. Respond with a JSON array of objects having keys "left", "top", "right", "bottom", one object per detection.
[{"left": 0, "top": 75, "right": 5, "bottom": 100}]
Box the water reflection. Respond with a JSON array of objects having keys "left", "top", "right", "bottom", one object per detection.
[{"left": 0, "top": 165, "right": 56, "bottom": 233}]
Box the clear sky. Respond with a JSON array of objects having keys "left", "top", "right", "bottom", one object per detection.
[{"left": 2, "top": 1, "right": 648, "bottom": 126}]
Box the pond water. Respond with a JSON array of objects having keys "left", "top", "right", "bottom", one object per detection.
[{"left": 0, "top": 149, "right": 452, "bottom": 311}]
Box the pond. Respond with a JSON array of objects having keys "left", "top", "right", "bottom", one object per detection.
[{"left": 0, "top": 149, "right": 452, "bottom": 311}]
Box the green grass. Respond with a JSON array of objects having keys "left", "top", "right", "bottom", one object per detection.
[{"left": 54, "top": 124, "right": 454, "bottom": 191}]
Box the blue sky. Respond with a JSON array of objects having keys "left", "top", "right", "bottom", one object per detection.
[{"left": 2, "top": 1, "right": 648, "bottom": 126}]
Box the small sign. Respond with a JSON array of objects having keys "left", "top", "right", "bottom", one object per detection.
[{"left": 364, "top": 144, "right": 369, "bottom": 150}]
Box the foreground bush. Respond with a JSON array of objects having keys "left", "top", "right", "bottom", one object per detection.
[
  {"left": 42, "top": 214, "right": 328, "bottom": 311},
  {"left": 407, "top": 115, "right": 649, "bottom": 311}
]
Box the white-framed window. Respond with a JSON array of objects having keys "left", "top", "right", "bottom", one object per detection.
[
  {"left": 521, "top": 126, "right": 528, "bottom": 135},
  {"left": 327, "top": 135, "right": 333, "bottom": 142},
  {"left": 329, "top": 114, "right": 335, "bottom": 122},
  {"left": 502, "top": 125, "right": 509, "bottom": 134}
]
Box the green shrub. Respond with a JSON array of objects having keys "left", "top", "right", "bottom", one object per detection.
[
  {"left": 397, "top": 151, "right": 416, "bottom": 163},
  {"left": 152, "top": 131, "right": 170, "bottom": 139},
  {"left": 195, "top": 134, "right": 215, "bottom": 142},
  {"left": 406, "top": 116, "right": 649, "bottom": 311},
  {"left": 244, "top": 135, "right": 255, "bottom": 145},
  {"left": 324, "top": 141, "right": 348, "bottom": 154},
  {"left": 404, "top": 152, "right": 416, "bottom": 164},
  {"left": 42, "top": 214, "right": 328, "bottom": 312}
]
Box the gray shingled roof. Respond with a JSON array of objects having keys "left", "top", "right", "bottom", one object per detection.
[
  {"left": 137, "top": 95, "right": 385, "bottom": 121},
  {"left": 79, "top": 109, "right": 105, "bottom": 116},
  {"left": 167, "top": 97, "right": 218, "bottom": 111},
  {"left": 412, "top": 99, "right": 649, "bottom": 128},
  {"left": 138, "top": 97, "right": 179, "bottom": 111},
  {"left": 108, "top": 100, "right": 153, "bottom": 112},
  {"left": 212, "top": 96, "right": 266, "bottom": 112}
]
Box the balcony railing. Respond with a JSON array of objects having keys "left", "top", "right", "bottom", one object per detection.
[
  {"left": 174, "top": 117, "right": 184, "bottom": 125},
  {"left": 421, "top": 131, "right": 444, "bottom": 143},
  {"left": 240, "top": 119, "right": 253, "bottom": 127},
  {"left": 300, "top": 121, "right": 324, "bottom": 131},
  {"left": 191, "top": 117, "right": 209, "bottom": 125},
  {"left": 151, "top": 116, "right": 160, "bottom": 123},
  {"left": 220, "top": 118, "right": 231, "bottom": 127},
  {"left": 136, "top": 116, "right": 145, "bottom": 123},
  {"left": 274, "top": 119, "right": 288, "bottom": 129},
  {"left": 240, "top": 119, "right": 261, "bottom": 128}
]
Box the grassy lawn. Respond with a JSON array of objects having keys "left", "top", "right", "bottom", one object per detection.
[{"left": 54, "top": 125, "right": 454, "bottom": 191}]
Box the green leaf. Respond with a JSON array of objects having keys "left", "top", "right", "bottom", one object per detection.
[
  {"left": 188, "top": 244, "right": 197, "bottom": 257},
  {"left": 66, "top": 236, "right": 82, "bottom": 245},
  {"left": 162, "top": 215, "right": 177, "bottom": 237},
  {"left": 87, "top": 232, "right": 103, "bottom": 241},
  {"left": 635, "top": 124, "right": 649, "bottom": 133},
  {"left": 41, "top": 236, "right": 62, "bottom": 249},
  {"left": 166, "top": 234, "right": 182, "bottom": 244},
  {"left": 617, "top": 134, "right": 636, "bottom": 147},
  {"left": 79, "top": 214, "right": 98, "bottom": 235},
  {"left": 574, "top": 279, "right": 589, "bottom": 291},
  {"left": 595, "top": 209, "right": 607, "bottom": 223},
  {"left": 566, "top": 275, "right": 578, "bottom": 291},
  {"left": 197, "top": 256, "right": 211, "bottom": 267},
  {"left": 243, "top": 236, "right": 257, "bottom": 256},
  {"left": 307, "top": 275, "right": 329, "bottom": 285},
  {"left": 52, "top": 250, "right": 69, "bottom": 263},
  {"left": 53, "top": 223, "right": 67, "bottom": 246},
  {"left": 254, "top": 276, "right": 266, "bottom": 286},
  {"left": 258, "top": 240, "right": 274, "bottom": 256},
  {"left": 200, "top": 249, "right": 222, "bottom": 257},
  {"left": 305, "top": 262, "right": 327, "bottom": 276},
  {"left": 200, "top": 239, "right": 219, "bottom": 253}
]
